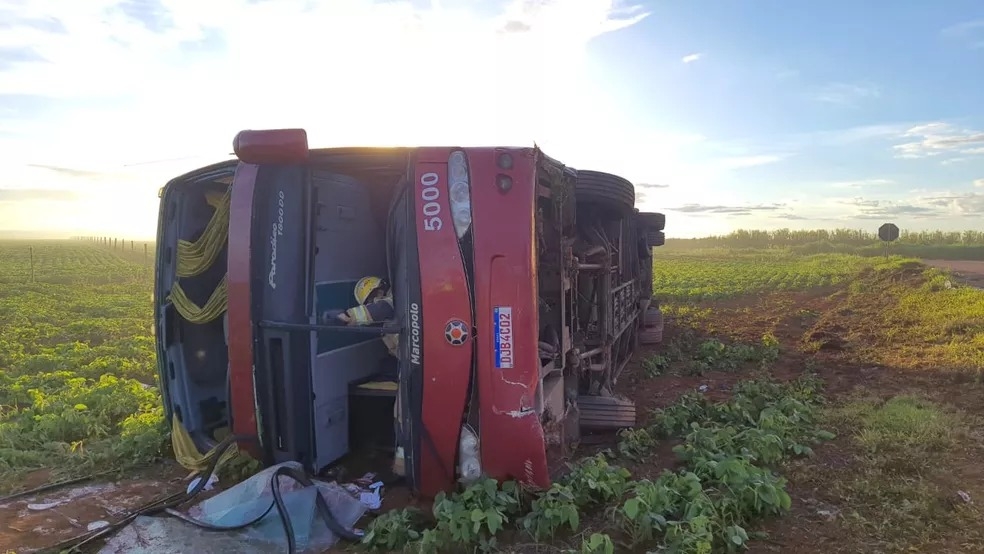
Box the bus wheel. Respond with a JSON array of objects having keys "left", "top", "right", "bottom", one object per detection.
[
  {"left": 639, "top": 326, "right": 663, "bottom": 345},
  {"left": 643, "top": 306, "right": 663, "bottom": 328},
  {"left": 645, "top": 230, "right": 665, "bottom": 248},
  {"left": 637, "top": 211, "right": 666, "bottom": 231},
  {"left": 575, "top": 170, "right": 635, "bottom": 215}
]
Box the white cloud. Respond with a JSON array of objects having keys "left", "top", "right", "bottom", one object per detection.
[
  {"left": 681, "top": 52, "right": 702, "bottom": 63},
  {"left": 975, "top": 179, "right": 984, "bottom": 187},
  {"left": 716, "top": 154, "right": 784, "bottom": 169},
  {"left": 0, "top": 0, "right": 651, "bottom": 151},
  {"left": 941, "top": 19, "right": 984, "bottom": 49},
  {"left": 828, "top": 178, "right": 895, "bottom": 189},
  {"left": 0, "top": 0, "right": 657, "bottom": 235},
  {"left": 817, "top": 189, "right": 984, "bottom": 221},
  {"left": 811, "top": 82, "right": 881, "bottom": 106},
  {"left": 893, "top": 122, "right": 984, "bottom": 160}
]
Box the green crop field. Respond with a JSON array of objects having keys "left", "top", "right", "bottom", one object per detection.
[
  {"left": 667, "top": 228, "right": 984, "bottom": 261},
  {"left": 0, "top": 241, "right": 165, "bottom": 488},
  {"left": 2, "top": 237, "right": 984, "bottom": 554},
  {"left": 651, "top": 250, "right": 890, "bottom": 301}
]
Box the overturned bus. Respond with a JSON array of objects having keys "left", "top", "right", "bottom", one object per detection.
[{"left": 154, "top": 129, "right": 666, "bottom": 499}]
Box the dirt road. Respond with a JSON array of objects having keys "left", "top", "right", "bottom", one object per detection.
[{"left": 923, "top": 259, "right": 984, "bottom": 288}]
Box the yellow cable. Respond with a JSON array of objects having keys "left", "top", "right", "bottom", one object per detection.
[
  {"left": 167, "top": 187, "right": 231, "bottom": 324},
  {"left": 169, "top": 276, "right": 228, "bottom": 324},
  {"left": 171, "top": 414, "right": 242, "bottom": 473},
  {"left": 176, "top": 188, "right": 231, "bottom": 278},
  {"left": 167, "top": 188, "right": 251, "bottom": 473}
]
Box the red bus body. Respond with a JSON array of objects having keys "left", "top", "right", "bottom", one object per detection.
[
  {"left": 467, "top": 148, "right": 549, "bottom": 487},
  {"left": 154, "top": 130, "right": 666, "bottom": 498}
]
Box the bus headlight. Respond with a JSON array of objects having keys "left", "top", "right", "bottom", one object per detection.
[
  {"left": 448, "top": 150, "right": 472, "bottom": 239},
  {"left": 457, "top": 424, "right": 482, "bottom": 484}
]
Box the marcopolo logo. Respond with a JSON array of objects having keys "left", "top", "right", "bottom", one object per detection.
[
  {"left": 409, "top": 302, "right": 422, "bottom": 366},
  {"left": 268, "top": 190, "right": 285, "bottom": 289}
]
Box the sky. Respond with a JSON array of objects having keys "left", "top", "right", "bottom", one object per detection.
[{"left": 1, "top": 0, "right": 983, "bottom": 239}]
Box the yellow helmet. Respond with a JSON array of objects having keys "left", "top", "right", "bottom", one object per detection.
[{"left": 354, "top": 276, "right": 385, "bottom": 305}]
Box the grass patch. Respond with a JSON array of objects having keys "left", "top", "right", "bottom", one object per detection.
[
  {"left": 891, "top": 272, "right": 984, "bottom": 368},
  {"left": 854, "top": 396, "right": 960, "bottom": 458},
  {"left": 640, "top": 354, "right": 670, "bottom": 378},
  {"left": 798, "top": 263, "right": 984, "bottom": 372},
  {"left": 869, "top": 268, "right": 984, "bottom": 370},
  {"left": 821, "top": 394, "right": 982, "bottom": 550}
]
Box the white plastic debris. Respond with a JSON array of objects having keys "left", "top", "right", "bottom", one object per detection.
[
  {"left": 27, "top": 501, "right": 64, "bottom": 511},
  {"left": 186, "top": 472, "right": 219, "bottom": 494},
  {"left": 88, "top": 520, "right": 110, "bottom": 531},
  {"left": 358, "top": 482, "right": 383, "bottom": 510},
  {"left": 101, "top": 462, "right": 366, "bottom": 554},
  {"left": 816, "top": 509, "right": 839, "bottom": 521}
]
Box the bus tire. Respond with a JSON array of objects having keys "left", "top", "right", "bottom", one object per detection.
[
  {"left": 637, "top": 211, "right": 666, "bottom": 231},
  {"left": 645, "top": 230, "right": 665, "bottom": 248},
  {"left": 643, "top": 307, "right": 663, "bottom": 328},
  {"left": 575, "top": 170, "right": 635, "bottom": 215},
  {"left": 639, "top": 327, "right": 663, "bottom": 345}
]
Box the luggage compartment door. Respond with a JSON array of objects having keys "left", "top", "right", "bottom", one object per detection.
[{"left": 250, "top": 164, "right": 315, "bottom": 468}]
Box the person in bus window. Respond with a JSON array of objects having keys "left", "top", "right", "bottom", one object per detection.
[{"left": 321, "top": 275, "right": 399, "bottom": 358}]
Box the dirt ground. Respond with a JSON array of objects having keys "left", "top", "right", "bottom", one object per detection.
[
  {"left": 923, "top": 259, "right": 984, "bottom": 288},
  {"left": 615, "top": 273, "right": 984, "bottom": 554},
  {"left": 0, "top": 462, "right": 189, "bottom": 553}
]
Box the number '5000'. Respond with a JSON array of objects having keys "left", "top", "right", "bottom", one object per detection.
[{"left": 420, "top": 172, "right": 443, "bottom": 232}]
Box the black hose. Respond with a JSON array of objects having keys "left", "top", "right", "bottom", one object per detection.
[
  {"left": 0, "top": 468, "right": 118, "bottom": 505},
  {"left": 270, "top": 465, "right": 362, "bottom": 544}
]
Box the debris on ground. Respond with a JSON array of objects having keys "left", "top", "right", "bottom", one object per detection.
[
  {"left": 87, "top": 520, "right": 110, "bottom": 531},
  {"left": 0, "top": 480, "right": 165, "bottom": 552},
  {"left": 99, "top": 461, "right": 366, "bottom": 554},
  {"left": 185, "top": 472, "right": 219, "bottom": 494},
  {"left": 341, "top": 472, "right": 384, "bottom": 511}
]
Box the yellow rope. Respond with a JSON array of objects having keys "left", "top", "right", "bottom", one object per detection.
[
  {"left": 169, "top": 276, "right": 228, "bottom": 324},
  {"left": 204, "top": 190, "right": 225, "bottom": 210},
  {"left": 167, "top": 189, "right": 245, "bottom": 472},
  {"left": 176, "top": 188, "right": 231, "bottom": 278},
  {"left": 167, "top": 187, "right": 231, "bottom": 324},
  {"left": 171, "top": 413, "right": 241, "bottom": 472}
]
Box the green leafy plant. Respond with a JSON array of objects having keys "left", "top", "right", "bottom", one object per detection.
[
  {"left": 617, "top": 427, "right": 657, "bottom": 461},
  {"left": 361, "top": 508, "right": 425, "bottom": 551},
  {"left": 650, "top": 393, "right": 724, "bottom": 437},
  {"left": 561, "top": 453, "right": 632, "bottom": 507},
  {"left": 642, "top": 354, "right": 670, "bottom": 378},
  {"left": 688, "top": 336, "right": 782, "bottom": 375},
  {"left": 758, "top": 333, "right": 781, "bottom": 365},
  {"left": 579, "top": 532, "right": 616, "bottom": 554},
  {"left": 521, "top": 483, "right": 580, "bottom": 541},
  {"left": 616, "top": 471, "right": 707, "bottom": 546},
  {"left": 421, "top": 478, "right": 523, "bottom": 552}
]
